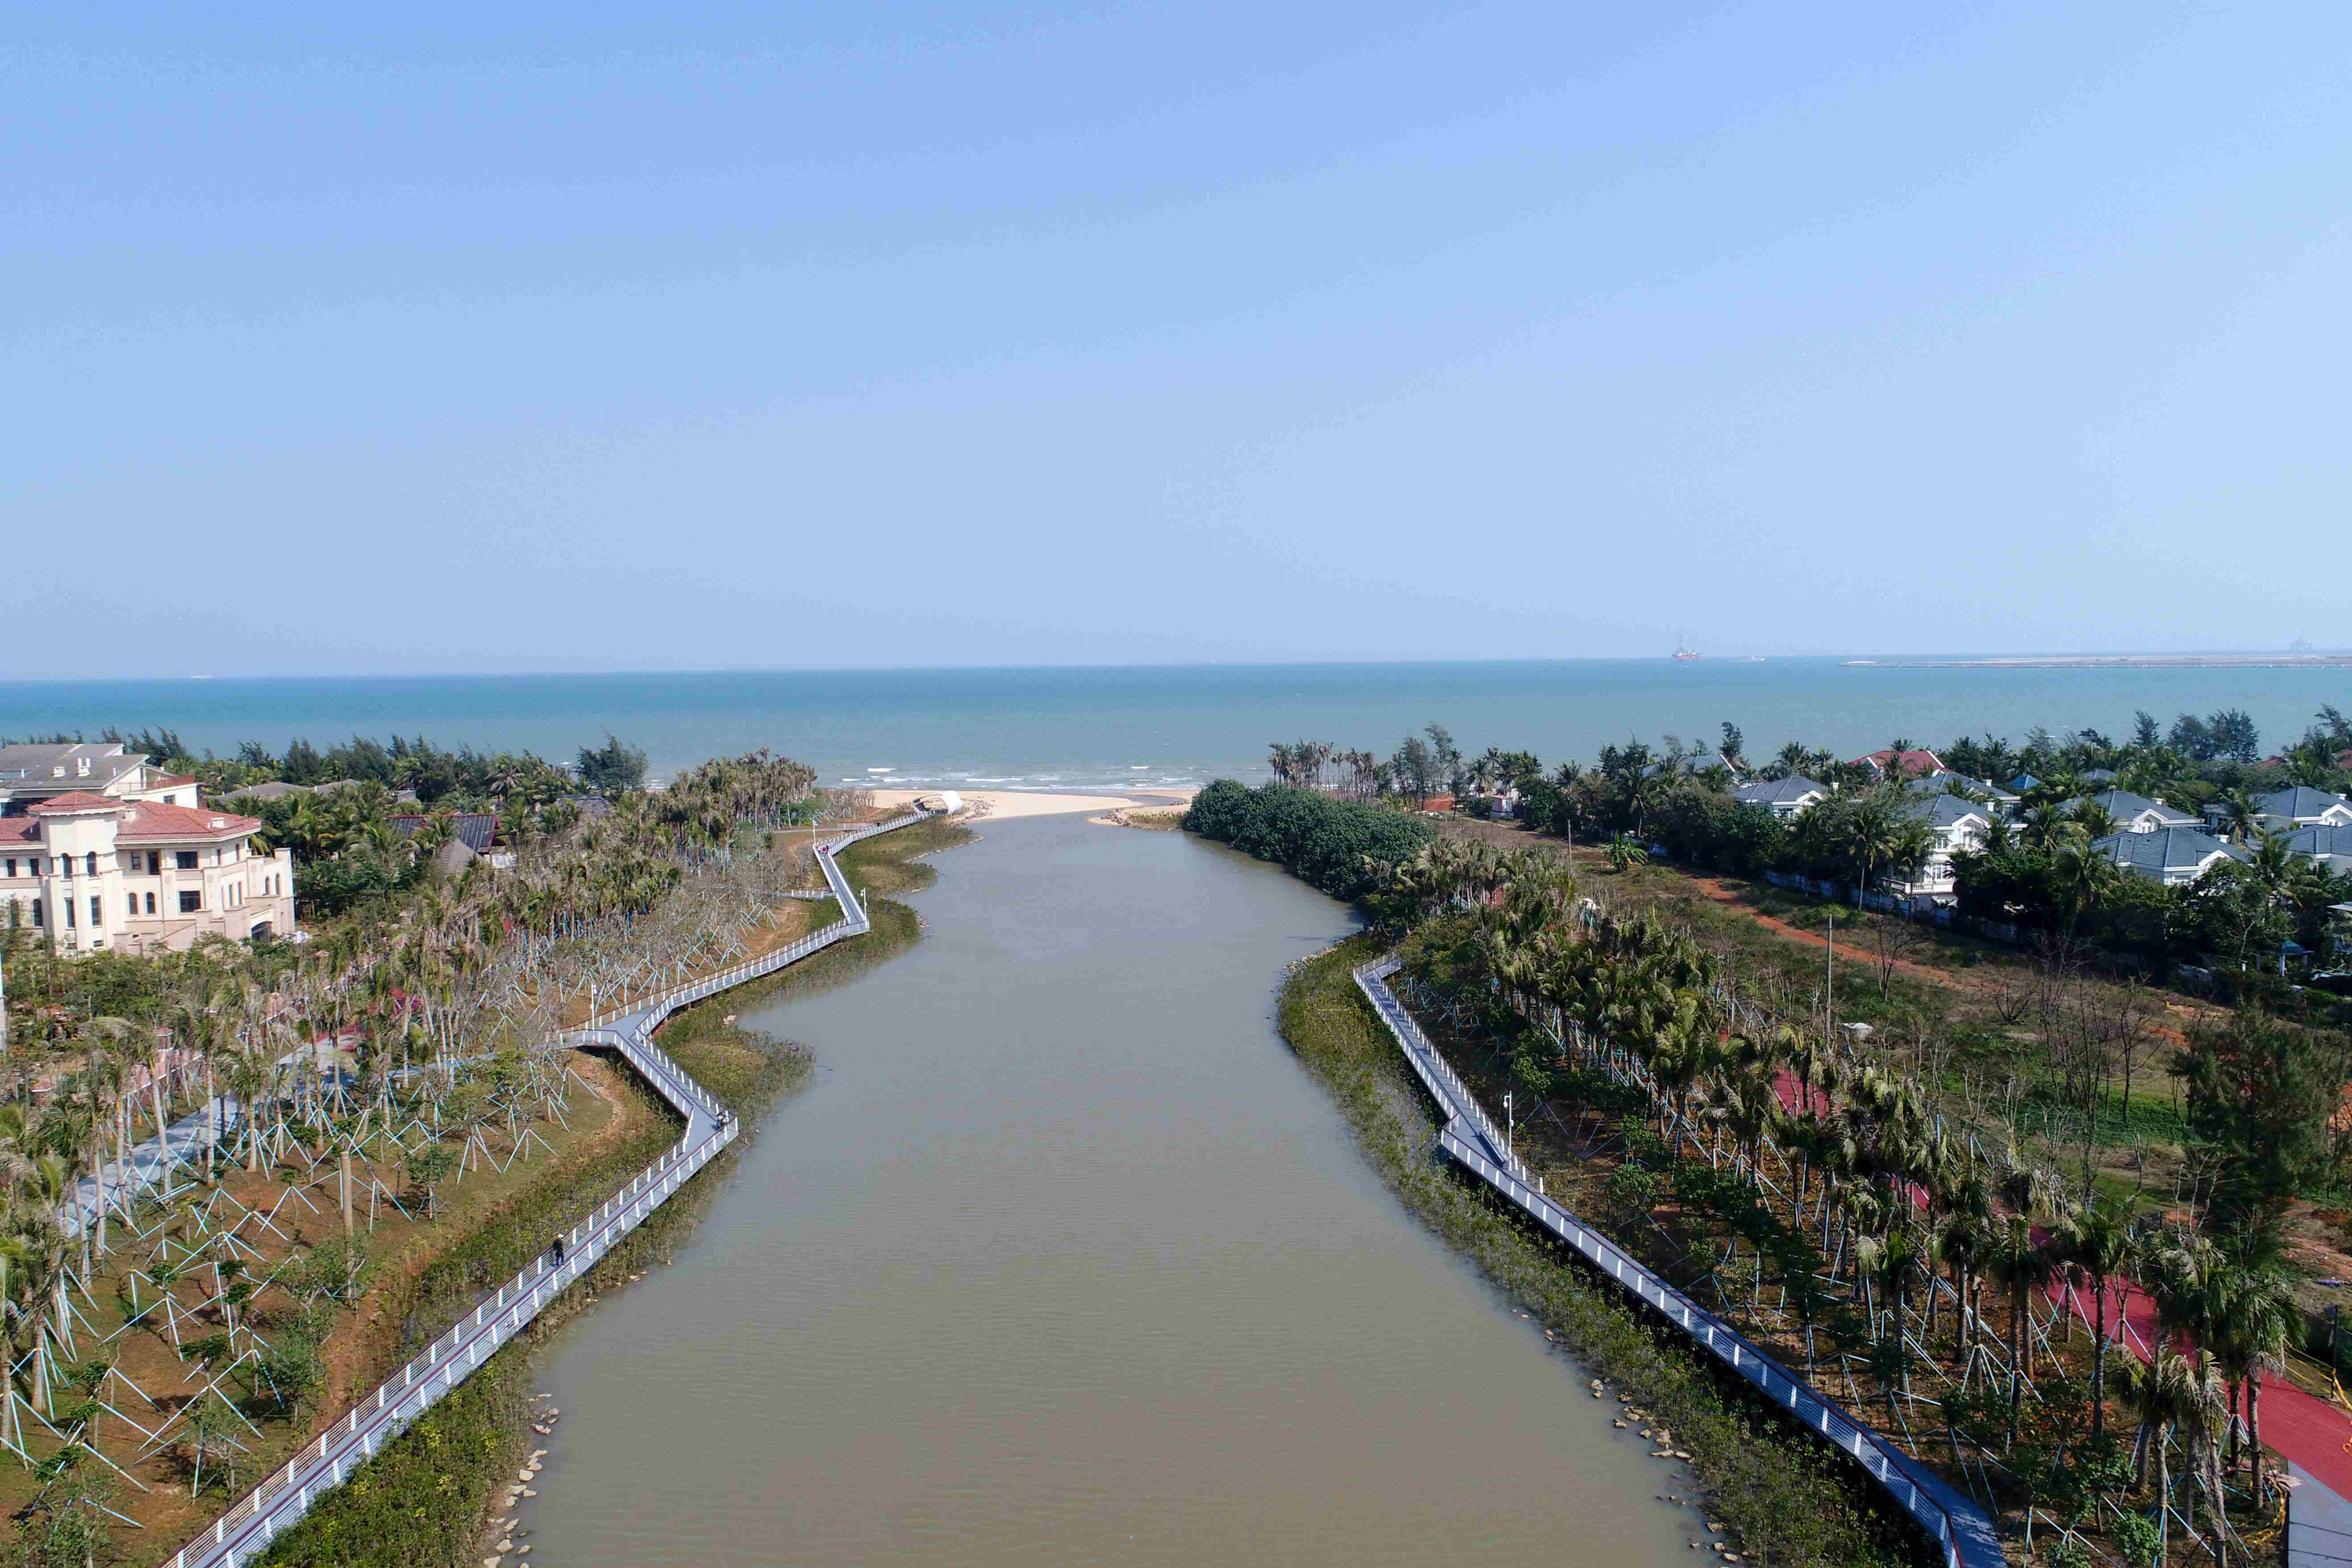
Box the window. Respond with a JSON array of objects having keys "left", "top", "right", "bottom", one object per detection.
[
  {"left": 65, "top": 898, "right": 74, "bottom": 928},
  {"left": 174, "top": 850, "right": 199, "bottom": 870},
  {"left": 3, "top": 859, "right": 12, "bottom": 879},
  {"left": 178, "top": 890, "right": 201, "bottom": 914},
  {"left": 162, "top": 794, "right": 177, "bottom": 805},
  {"left": 85, "top": 851, "right": 97, "bottom": 876},
  {"left": 143, "top": 891, "right": 155, "bottom": 915},
  {"left": 29, "top": 900, "right": 41, "bottom": 927},
  {"left": 89, "top": 896, "right": 101, "bottom": 928}
]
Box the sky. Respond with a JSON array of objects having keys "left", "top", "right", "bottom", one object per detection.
[{"left": 7, "top": 3, "right": 2348, "bottom": 677}]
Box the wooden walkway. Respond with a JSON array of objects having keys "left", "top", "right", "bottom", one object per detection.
[
  {"left": 1352, "top": 956, "right": 2006, "bottom": 1568},
  {"left": 161, "top": 811, "right": 931, "bottom": 1568}
]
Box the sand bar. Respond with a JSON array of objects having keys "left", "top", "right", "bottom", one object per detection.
[{"left": 869, "top": 788, "right": 1194, "bottom": 821}]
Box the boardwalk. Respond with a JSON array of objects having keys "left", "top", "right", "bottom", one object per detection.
[
  {"left": 1352, "top": 956, "right": 2006, "bottom": 1568},
  {"left": 159, "top": 811, "right": 930, "bottom": 1568}
]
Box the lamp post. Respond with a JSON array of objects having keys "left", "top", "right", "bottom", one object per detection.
[{"left": 1504, "top": 1090, "right": 1514, "bottom": 1164}]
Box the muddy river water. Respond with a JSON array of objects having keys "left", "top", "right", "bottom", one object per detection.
[{"left": 521, "top": 812, "right": 1684, "bottom": 1565}]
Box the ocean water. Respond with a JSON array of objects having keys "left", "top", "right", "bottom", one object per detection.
[{"left": 0, "top": 661, "right": 2340, "bottom": 793}]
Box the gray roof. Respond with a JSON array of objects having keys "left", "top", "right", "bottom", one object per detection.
[
  {"left": 224, "top": 780, "right": 310, "bottom": 802},
  {"left": 559, "top": 794, "right": 614, "bottom": 820},
  {"left": 0, "top": 742, "right": 146, "bottom": 798},
  {"left": 2283, "top": 824, "right": 2352, "bottom": 862},
  {"left": 2081, "top": 789, "right": 2196, "bottom": 826},
  {"left": 2257, "top": 786, "right": 2352, "bottom": 821},
  {"left": 1731, "top": 775, "right": 1825, "bottom": 806},
  {"left": 1900, "top": 793, "right": 1989, "bottom": 829},
  {"left": 2080, "top": 768, "right": 2119, "bottom": 784},
  {"left": 2092, "top": 827, "right": 2247, "bottom": 875},
  {"left": 2009, "top": 773, "right": 2042, "bottom": 792},
  {"left": 1905, "top": 772, "right": 2017, "bottom": 802},
  {"left": 390, "top": 812, "right": 498, "bottom": 853}
]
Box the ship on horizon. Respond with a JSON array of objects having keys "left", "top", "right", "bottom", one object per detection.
[{"left": 1672, "top": 633, "right": 1700, "bottom": 662}]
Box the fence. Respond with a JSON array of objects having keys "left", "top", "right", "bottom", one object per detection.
[
  {"left": 161, "top": 811, "right": 931, "bottom": 1568},
  {"left": 1353, "top": 957, "right": 2005, "bottom": 1568}
]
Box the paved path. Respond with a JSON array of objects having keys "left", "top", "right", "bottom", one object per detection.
[
  {"left": 160, "top": 812, "right": 929, "bottom": 1568},
  {"left": 1353, "top": 956, "right": 2005, "bottom": 1568}
]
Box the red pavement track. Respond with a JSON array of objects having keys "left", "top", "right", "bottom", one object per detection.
[
  {"left": 1763, "top": 1068, "right": 2352, "bottom": 1498},
  {"left": 2050, "top": 1274, "right": 2352, "bottom": 1500}
]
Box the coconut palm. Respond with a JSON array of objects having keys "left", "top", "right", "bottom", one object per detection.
[
  {"left": 2061, "top": 1193, "right": 2137, "bottom": 1444},
  {"left": 1982, "top": 1213, "right": 2059, "bottom": 1448}
]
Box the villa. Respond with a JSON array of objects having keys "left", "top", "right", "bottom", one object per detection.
[
  {"left": 1854, "top": 747, "right": 1944, "bottom": 781},
  {"left": 0, "top": 741, "right": 200, "bottom": 813},
  {"left": 2081, "top": 789, "right": 2199, "bottom": 834},
  {"left": 2090, "top": 827, "right": 2247, "bottom": 887},
  {"left": 0, "top": 781, "right": 294, "bottom": 953},
  {"left": 1883, "top": 793, "right": 1992, "bottom": 905},
  {"left": 2227, "top": 786, "right": 2352, "bottom": 836},
  {"left": 1731, "top": 775, "right": 1828, "bottom": 819},
  {"left": 2283, "top": 824, "right": 2352, "bottom": 877},
  {"left": 1905, "top": 772, "right": 2020, "bottom": 815}
]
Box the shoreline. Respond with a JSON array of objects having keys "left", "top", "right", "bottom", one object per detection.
[{"left": 869, "top": 786, "right": 1194, "bottom": 821}]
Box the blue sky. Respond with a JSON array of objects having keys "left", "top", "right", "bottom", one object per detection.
[{"left": 8, "top": 4, "right": 2347, "bottom": 675}]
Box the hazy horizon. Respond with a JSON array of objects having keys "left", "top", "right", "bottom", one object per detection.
[
  {"left": 6, "top": 648, "right": 2352, "bottom": 686},
  {"left": 12, "top": 5, "right": 2349, "bottom": 677}
]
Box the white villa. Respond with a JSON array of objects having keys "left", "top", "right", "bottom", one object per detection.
[
  {"left": 2090, "top": 827, "right": 2248, "bottom": 887},
  {"left": 2081, "top": 789, "right": 2200, "bottom": 835},
  {"left": 0, "top": 746, "right": 293, "bottom": 952},
  {"left": 1884, "top": 793, "right": 1992, "bottom": 906},
  {"left": 1732, "top": 775, "right": 1828, "bottom": 819}
]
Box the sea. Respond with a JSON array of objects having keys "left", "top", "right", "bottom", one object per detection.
[{"left": 0, "top": 661, "right": 2341, "bottom": 794}]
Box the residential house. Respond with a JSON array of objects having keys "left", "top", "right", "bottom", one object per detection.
[
  {"left": 2081, "top": 790, "right": 2199, "bottom": 834},
  {"left": 1854, "top": 748, "right": 1945, "bottom": 781},
  {"left": 2226, "top": 787, "right": 2352, "bottom": 836},
  {"left": 2283, "top": 824, "right": 2352, "bottom": 877},
  {"left": 1731, "top": 775, "right": 1828, "bottom": 819},
  {"left": 2008, "top": 773, "right": 2043, "bottom": 796},
  {"left": 1882, "top": 793, "right": 1992, "bottom": 905},
  {"left": 389, "top": 813, "right": 498, "bottom": 854},
  {"left": 1905, "top": 772, "right": 2020, "bottom": 816},
  {"left": 0, "top": 789, "right": 294, "bottom": 952},
  {"left": 0, "top": 742, "right": 198, "bottom": 814},
  {"left": 222, "top": 780, "right": 312, "bottom": 804},
  {"left": 2090, "top": 827, "right": 2247, "bottom": 887}
]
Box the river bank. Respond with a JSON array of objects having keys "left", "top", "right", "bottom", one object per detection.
[
  {"left": 517, "top": 812, "right": 1686, "bottom": 1568},
  {"left": 255, "top": 820, "right": 971, "bottom": 1567},
  {"left": 1276, "top": 936, "right": 1923, "bottom": 1568}
]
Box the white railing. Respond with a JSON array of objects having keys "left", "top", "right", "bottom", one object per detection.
[
  {"left": 1353, "top": 957, "right": 2003, "bottom": 1568},
  {"left": 162, "top": 811, "right": 933, "bottom": 1568}
]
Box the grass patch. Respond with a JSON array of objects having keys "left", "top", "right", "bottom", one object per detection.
[{"left": 1280, "top": 936, "right": 1926, "bottom": 1568}]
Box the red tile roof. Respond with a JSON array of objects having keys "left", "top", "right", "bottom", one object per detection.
[
  {"left": 0, "top": 819, "right": 36, "bottom": 846},
  {"left": 117, "top": 801, "right": 260, "bottom": 842},
  {"left": 27, "top": 791, "right": 121, "bottom": 813},
  {"left": 1856, "top": 749, "right": 1944, "bottom": 779}
]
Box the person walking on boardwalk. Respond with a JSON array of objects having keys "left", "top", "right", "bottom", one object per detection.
[{"left": 550, "top": 1233, "right": 566, "bottom": 1269}]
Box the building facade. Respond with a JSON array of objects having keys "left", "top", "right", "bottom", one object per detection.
[{"left": 0, "top": 789, "right": 294, "bottom": 953}]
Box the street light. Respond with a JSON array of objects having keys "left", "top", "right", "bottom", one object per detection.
[{"left": 1504, "top": 1090, "right": 1514, "bottom": 1164}]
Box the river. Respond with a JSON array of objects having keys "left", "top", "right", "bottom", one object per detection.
[{"left": 519, "top": 813, "right": 1685, "bottom": 1565}]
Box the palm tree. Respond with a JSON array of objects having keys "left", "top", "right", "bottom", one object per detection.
[
  {"left": 1983, "top": 1213, "right": 2058, "bottom": 1448},
  {"left": 2063, "top": 1193, "right": 2137, "bottom": 1444},
  {"left": 2210, "top": 786, "right": 2261, "bottom": 844},
  {"left": 2208, "top": 1260, "right": 2297, "bottom": 1506}
]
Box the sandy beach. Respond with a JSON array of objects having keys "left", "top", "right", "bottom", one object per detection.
[{"left": 870, "top": 787, "right": 1193, "bottom": 821}]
